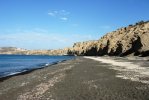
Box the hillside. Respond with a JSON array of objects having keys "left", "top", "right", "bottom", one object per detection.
[
  {"left": 0, "top": 47, "right": 70, "bottom": 55},
  {"left": 0, "top": 47, "right": 27, "bottom": 54},
  {"left": 69, "top": 21, "right": 149, "bottom": 56},
  {"left": 0, "top": 21, "right": 149, "bottom": 56}
]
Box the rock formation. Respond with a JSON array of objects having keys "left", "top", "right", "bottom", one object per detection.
[
  {"left": 0, "top": 21, "right": 149, "bottom": 56},
  {"left": 69, "top": 21, "right": 149, "bottom": 56}
]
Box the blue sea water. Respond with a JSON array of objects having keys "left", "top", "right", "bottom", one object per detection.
[{"left": 0, "top": 55, "right": 74, "bottom": 78}]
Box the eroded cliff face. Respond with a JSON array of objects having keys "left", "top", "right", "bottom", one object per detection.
[
  {"left": 1, "top": 21, "right": 149, "bottom": 56},
  {"left": 67, "top": 41, "right": 99, "bottom": 56},
  {"left": 70, "top": 21, "right": 149, "bottom": 56}
]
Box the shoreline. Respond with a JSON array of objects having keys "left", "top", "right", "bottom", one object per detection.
[
  {"left": 0, "top": 58, "right": 72, "bottom": 82},
  {"left": 0, "top": 58, "right": 75, "bottom": 82},
  {"left": 0, "top": 56, "right": 148, "bottom": 82},
  {"left": 0, "top": 57, "right": 149, "bottom": 100}
]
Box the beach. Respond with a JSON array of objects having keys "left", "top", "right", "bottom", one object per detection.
[{"left": 0, "top": 57, "right": 149, "bottom": 100}]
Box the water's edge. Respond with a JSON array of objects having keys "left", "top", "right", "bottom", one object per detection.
[{"left": 0, "top": 57, "right": 74, "bottom": 82}]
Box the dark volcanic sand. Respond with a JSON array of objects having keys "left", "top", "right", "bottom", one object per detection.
[{"left": 0, "top": 57, "right": 149, "bottom": 100}]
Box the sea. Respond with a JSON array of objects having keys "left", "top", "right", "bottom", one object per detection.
[{"left": 0, "top": 55, "right": 74, "bottom": 78}]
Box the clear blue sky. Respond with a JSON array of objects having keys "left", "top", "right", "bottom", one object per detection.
[{"left": 0, "top": 0, "right": 149, "bottom": 50}]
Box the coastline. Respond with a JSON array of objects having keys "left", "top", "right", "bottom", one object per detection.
[
  {"left": 0, "top": 57, "right": 149, "bottom": 100},
  {"left": 0, "top": 58, "right": 71, "bottom": 82}
]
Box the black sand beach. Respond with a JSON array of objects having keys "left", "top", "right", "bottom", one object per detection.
[{"left": 0, "top": 57, "right": 149, "bottom": 100}]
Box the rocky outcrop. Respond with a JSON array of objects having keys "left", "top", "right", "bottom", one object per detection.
[
  {"left": 1, "top": 21, "right": 149, "bottom": 56},
  {"left": 70, "top": 21, "right": 149, "bottom": 56},
  {"left": 67, "top": 41, "right": 98, "bottom": 56}
]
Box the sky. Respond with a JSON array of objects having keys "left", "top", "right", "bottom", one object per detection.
[{"left": 0, "top": 0, "right": 149, "bottom": 50}]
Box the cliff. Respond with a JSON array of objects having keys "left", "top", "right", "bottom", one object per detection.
[
  {"left": 67, "top": 40, "right": 98, "bottom": 56},
  {"left": 0, "top": 21, "right": 149, "bottom": 56},
  {"left": 69, "top": 21, "right": 149, "bottom": 56}
]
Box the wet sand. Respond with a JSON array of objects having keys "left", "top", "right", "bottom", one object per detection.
[{"left": 0, "top": 57, "right": 149, "bottom": 100}]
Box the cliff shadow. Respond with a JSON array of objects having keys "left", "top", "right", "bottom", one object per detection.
[{"left": 121, "top": 37, "right": 143, "bottom": 56}]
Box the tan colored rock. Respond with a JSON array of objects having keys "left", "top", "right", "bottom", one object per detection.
[
  {"left": 1, "top": 21, "right": 149, "bottom": 56},
  {"left": 70, "top": 21, "right": 149, "bottom": 56}
]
